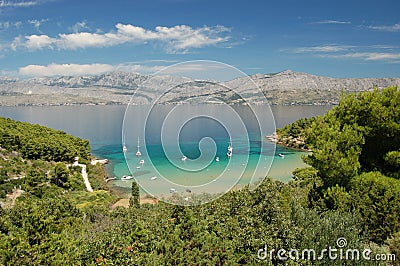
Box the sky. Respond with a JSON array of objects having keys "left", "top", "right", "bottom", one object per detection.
[{"left": 0, "top": 0, "right": 399, "bottom": 78}]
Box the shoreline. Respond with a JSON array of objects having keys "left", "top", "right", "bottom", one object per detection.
[{"left": 266, "top": 133, "right": 311, "bottom": 152}]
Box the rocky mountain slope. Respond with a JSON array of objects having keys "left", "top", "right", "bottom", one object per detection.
[{"left": 0, "top": 70, "right": 398, "bottom": 106}]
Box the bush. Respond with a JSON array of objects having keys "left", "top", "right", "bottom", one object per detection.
[
  {"left": 323, "top": 185, "right": 351, "bottom": 212},
  {"left": 350, "top": 172, "right": 400, "bottom": 244},
  {"left": 385, "top": 231, "right": 400, "bottom": 261}
]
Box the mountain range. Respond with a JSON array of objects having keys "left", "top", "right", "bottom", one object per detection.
[{"left": 0, "top": 70, "right": 399, "bottom": 106}]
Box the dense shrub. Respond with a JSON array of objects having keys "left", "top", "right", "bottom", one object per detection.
[{"left": 350, "top": 172, "right": 400, "bottom": 244}]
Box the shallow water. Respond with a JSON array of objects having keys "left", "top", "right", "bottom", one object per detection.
[{"left": 0, "top": 104, "right": 331, "bottom": 197}]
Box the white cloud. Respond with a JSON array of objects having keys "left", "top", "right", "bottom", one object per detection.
[
  {"left": 14, "top": 21, "right": 22, "bottom": 28},
  {"left": 28, "top": 18, "right": 48, "bottom": 32},
  {"left": 0, "top": 0, "right": 47, "bottom": 8},
  {"left": 57, "top": 32, "right": 113, "bottom": 49},
  {"left": 0, "top": 21, "right": 11, "bottom": 29},
  {"left": 0, "top": 20, "right": 22, "bottom": 30},
  {"left": 25, "top": 34, "right": 54, "bottom": 49},
  {"left": 71, "top": 21, "right": 91, "bottom": 33},
  {"left": 292, "top": 45, "right": 350, "bottom": 53},
  {"left": 368, "top": 23, "right": 400, "bottom": 32},
  {"left": 134, "top": 59, "right": 179, "bottom": 64},
  {"left": 115, "top": 64, "right": 165, "bottom": 74},
  {"left": 12, "top": 23, "right": 231, "bottom": 52},
  {"left": 19, "top": 63, "right": 115, "bottom": 76},
  {"left": 326, "top": 52, "right": 400, "bottom": 61},
  {"left": 314, "top": 20, "right": 351, "bottom": 25},
  {"left": 16, "top": 61, "right": 234, "bottom": 77},
  {"left": 286, "top": 44, "right": 400, "bottom": 63},
  {"left": 10, "top": 35, "right": 24, "bottom": 50},
  {"left": 370, "top": 45, "right": 399, "bottom": 49},
  {"left": 18, "top": 62, "right": 170, "bottom": 77}
]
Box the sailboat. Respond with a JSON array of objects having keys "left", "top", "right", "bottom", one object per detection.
[
  {"left": 227, "top": 143, "right": 232, "bottom": 158},
  {"left": 136, "top": 137, "right": 142, "bottom": 157}
]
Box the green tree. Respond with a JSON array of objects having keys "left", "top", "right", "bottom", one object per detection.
[
  {"left": 1, "top": 195, "right": 82, "bottom": 265},
  {"left": 129, "top": 181, "right": 140, "bottom": 208},
  {"left": 334, "top": 87, "right": 400, "bottom": 177},
  {"left": 304, "top": 86, "right": 400, "bottom": 188},
  {"left": 51, "top": 162, "right": 70, "bottom": 188},
  {"left": 25, "top": 169, "right": 46, "bottom": 197},
  {"left": 350, "top": 171, "right": 400, "bottom": 244},
  {"left": 304, "top": 118, "right": 364, "bottom": 188},
  {"left": 292, "top": 166, "right": 321, "bottom": 188},
  {"left": 384, "top": 150, "right": 400, "bottom": 178},
  {"left": 323, "top": 184, "right": 351, "bottom": 212}
]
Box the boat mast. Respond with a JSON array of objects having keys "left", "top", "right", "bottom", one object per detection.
[{"left": 136, "top": 137, "right": 142, "bottom": 157}]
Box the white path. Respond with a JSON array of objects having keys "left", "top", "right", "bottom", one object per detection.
[{"left": 73, "top": 160, "right": 93, "bottom": 192}]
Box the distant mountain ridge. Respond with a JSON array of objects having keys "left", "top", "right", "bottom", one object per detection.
[
  {"left": 245, "top": 70, "right": 400, "bottom": 104},
  {"left": 0, "top": 70, "right": 399, "bottom": 106}
]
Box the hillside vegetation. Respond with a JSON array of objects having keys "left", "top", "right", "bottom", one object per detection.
[
  {"left": 0, "top": 117, "right": 110, "bottom": 203},
  {"left": 282, "top": 86, "right": 400, "bottom": 243},
  {"left": 0, "top": 117, "right": 90, "bottom": 162},
  {"left": 0, "top": 87, "right": 399, "bottom": 265}
]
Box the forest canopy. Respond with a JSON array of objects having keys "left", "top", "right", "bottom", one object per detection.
[
  {"left": 287, "top": 86, "right": 400, "bottom": 245},
  {"left": 1, "top": 87, "right": 399, "bottom": 265},
  {"left": 0, "top": 117, "right": 90, "bottom": 162}
]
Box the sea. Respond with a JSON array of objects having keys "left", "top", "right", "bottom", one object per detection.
[{"left": 0, "top": 105, "right": 332, "bottom": 199}]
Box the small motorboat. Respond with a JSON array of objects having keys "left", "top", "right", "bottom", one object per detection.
[
  {"left": 278, "top": 153, "right": 285, "bottom": 158},
  {"left": 151, "top": 176, "right": 158, "bottom": 180},
  {"left": 136, "top": 166, "right": 140, "bottom": 169},
  {"left": 181, "top": 156, "right": 187, "bottom": 161},
  {"left": 139, "top": 159, "right": 145, "bottom": 165},
  {"left": 215, "top": 156, "right": 220, "bottom": 162},
  {"left": 121, "top": 175, "right": 133, "bottom": 180},
  {"left": 169, "top": 188, "right": 177, "bottom": 193},
  {"left": 123, "top": 145, "right": 127, "bottom": 152}
]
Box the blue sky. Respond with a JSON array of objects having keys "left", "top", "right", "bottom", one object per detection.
[{"left": 0, "top": 0, "right": 399, "bottom": 78}]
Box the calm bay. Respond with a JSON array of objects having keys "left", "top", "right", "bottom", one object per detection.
[{"left": 0, "top": 105, "right": 332, "bottom": 197}]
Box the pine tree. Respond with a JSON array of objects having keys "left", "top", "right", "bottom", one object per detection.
[{"left": 129, "top": 181, "right": 140, "bottom": 208}]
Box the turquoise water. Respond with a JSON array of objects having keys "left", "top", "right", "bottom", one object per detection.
[
  {"left": 102, "top": 143, "right": 307, "bottom": 197},
  {"left": 0, "top": 105, "right": 332, "bottom": 198}
]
